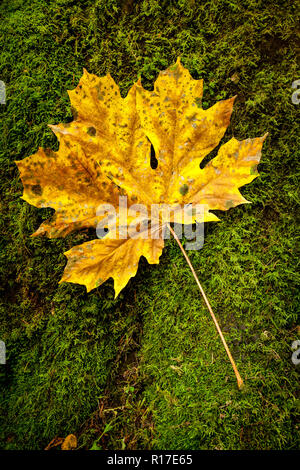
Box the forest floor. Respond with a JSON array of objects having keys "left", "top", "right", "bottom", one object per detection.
[{"left": 0, "top": 0, "right": 299, "bottom": 450}]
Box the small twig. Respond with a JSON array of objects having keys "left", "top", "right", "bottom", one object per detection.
[{"left": 167, "top": 223, "right": 244, "bottom": 390}]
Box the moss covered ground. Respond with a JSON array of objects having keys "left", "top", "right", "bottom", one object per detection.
[{"left": 0, "top": 0, "right": 299, "bottom": 450}]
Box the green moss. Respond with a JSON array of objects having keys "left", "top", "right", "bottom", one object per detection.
[{"left": 0, "top": 0, "right": 299, "bottom": 450}]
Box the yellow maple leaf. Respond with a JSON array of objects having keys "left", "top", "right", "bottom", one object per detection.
[{"left": 16, "top": 58, "right": 267, "bottom": 298}]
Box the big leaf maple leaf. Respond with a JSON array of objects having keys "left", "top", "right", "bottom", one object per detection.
[{"left": 16, "top": 58, "right": 267, "bottom": 297}]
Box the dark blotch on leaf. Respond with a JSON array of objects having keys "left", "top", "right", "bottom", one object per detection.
[
  {"left": 179, "top": 184, "right": 189, "bottom": 196},
  {"left": 71, "top": 106, "right": 78, "bottom": 120},
  {"left": 225, "top": 200, "right": 235, "bottom": 209},
  {"left": 250, "top": 164, "right": 258, "bottom": 175},
  {"left": 87, "top": 126, "right": 96, "bottom": 136},
  {"left": 31, "top": 184, "right": 42, "bottom": 196},
  {"left": 44, "top": 148, "right": 55, "bottom": 158}
]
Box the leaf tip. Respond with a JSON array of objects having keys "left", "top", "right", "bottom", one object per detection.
[
  {"left": 113, "top": 283, "right": 122, "bottom": 299},
  {"left": 14, "top": 159, "right": 22, "bottom": 171}
]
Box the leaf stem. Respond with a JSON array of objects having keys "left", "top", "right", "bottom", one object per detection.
[{"left": 167, "top": 223, "right": 244, "bottom": 389}]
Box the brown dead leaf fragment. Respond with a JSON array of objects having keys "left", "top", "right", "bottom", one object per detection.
[
  {"left": 44, "top": 437, "right": 64, "bottom": 450},
  {"left": 16, "top": 58, "right": 267, "bottom": 297}
]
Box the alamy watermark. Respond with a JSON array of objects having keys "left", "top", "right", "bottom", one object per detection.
[
  {"left": 95, "top": 197, "right": 205, "bottom": 250},
  {"left": 291, "top": 80, "right": 300, "bottom": 105},
  {"left": 0, "top": 80, "right": 5, "bottom": 104},
  {"left": 0, "top": 341, "right": 5, "bottom": 364},
  {"left": 291, "top": 340, "right": 300, "bottom": 365}
]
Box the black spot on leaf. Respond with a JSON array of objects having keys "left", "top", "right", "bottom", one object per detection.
[
  {"left": 87, "top": 126, "right": 96, "bottom": 136},
  {"left": 71, "top": 106, "right": 78, "bottom": 120},
  {"left": 179, "top": 184, "right": 189, "bottom": 196},
  {"left": 31, "top": 184, "right": 42, "bottom": 196}
]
